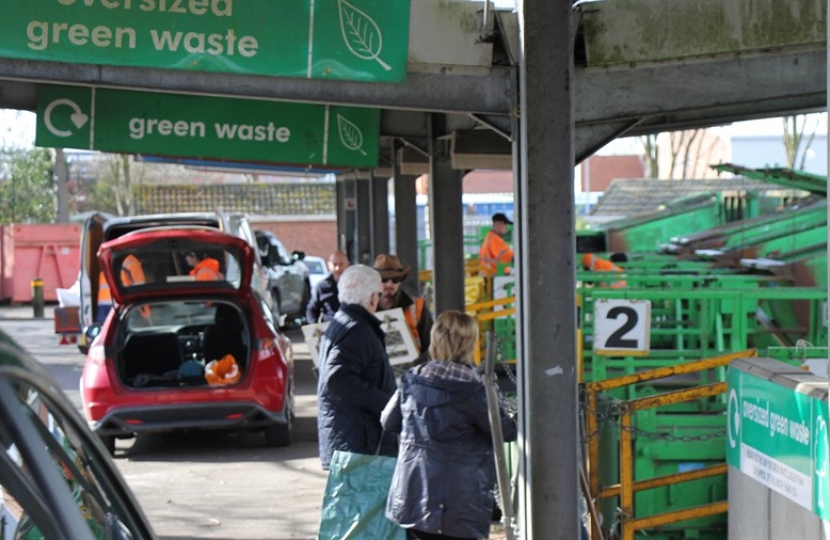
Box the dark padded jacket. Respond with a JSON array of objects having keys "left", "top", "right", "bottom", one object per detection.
[
  {"left": 317, "top": 303, "right": 397, "bottom": 469},
  {"left": 306, "top": 274, "right": 339, "bottom": 323},
  {"left": 381, "top": 363, "right": 517, "bottom": 538}
]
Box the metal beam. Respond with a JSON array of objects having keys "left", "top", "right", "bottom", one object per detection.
[
  {"left": 0, "top": 58, "right": 514, "bottom": 115},
  {"left": 575, "top": 48, "right": 826, "bottom": 126}
]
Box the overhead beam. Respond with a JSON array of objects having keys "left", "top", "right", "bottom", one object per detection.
[
  {"left": 575, "top": 48, "right": 826, "bottom": 127},
  {"left": 0, "top": 58, "right": 514, "bottom": 116}
]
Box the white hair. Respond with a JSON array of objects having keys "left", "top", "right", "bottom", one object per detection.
[{"left": 338, "top": 265, "right": 381, "bottom": 308}]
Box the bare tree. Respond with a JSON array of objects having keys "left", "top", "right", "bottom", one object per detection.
[
  {"left": 640, "top": 134, "right": 659, "bottom": 178},
  {"left": 666, "top": 129, "right": 708, "bottom": 179},
  {"left": 782, "top": 114, "right": 819, "bottom": 170},
  {"left": 88, "top": 154, "right": 145, "bottom": 216}
]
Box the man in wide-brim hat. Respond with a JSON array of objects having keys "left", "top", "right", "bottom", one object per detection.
[{"left": 373, "top": 254, "right": 432, "bottom": 362}]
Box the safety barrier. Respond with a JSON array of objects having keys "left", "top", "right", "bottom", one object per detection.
[{"left": 582, "top": 349, "right": 758, "bottom": 540}]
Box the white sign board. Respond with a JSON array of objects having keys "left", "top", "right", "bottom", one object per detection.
[
  {"left": 302, "top": 307, "right": 419, "bottom": 368},
  {"left": 593, "top": 299, "right": 651, "bottom": 356}
]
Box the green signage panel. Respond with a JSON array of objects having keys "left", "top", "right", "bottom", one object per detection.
[
  {"left": 0, "top": 0, "right": 409, "bottom": 83},
  {"left": 35, "top": 85, "right": 380, "bottom": 168},
  {"left": 726, "top": 366, "right": 830, "bottom": 521}
]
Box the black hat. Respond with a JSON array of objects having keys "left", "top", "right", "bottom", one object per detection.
[{"left": 492, "top": 212, "right": 513, "bottom": 225}]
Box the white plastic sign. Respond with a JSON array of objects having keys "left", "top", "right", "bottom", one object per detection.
[{"left": 593, "top": 299, "right": 651, "bottom": 356}]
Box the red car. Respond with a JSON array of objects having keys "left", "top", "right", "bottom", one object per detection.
[{"left": 81, "top": 227, "right": 294, "bottom": 453}]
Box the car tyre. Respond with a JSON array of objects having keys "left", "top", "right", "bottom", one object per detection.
[
  {"left": 300, "top": 279, "right": 311, "bottom": 323},
  {"left": 264, "top": 421, "right": 291, "bottom": 447},
  {"left": 265, "top": 393, "right": 292, "bottom": 447},
  {"left": 270, "top": 289, "right": 284, "bottom": 328},
  {"left": 99, "top": 434, "right": 116, "bottom": 455}
]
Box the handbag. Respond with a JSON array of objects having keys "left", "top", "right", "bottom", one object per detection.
[{"left": 317, "top": 448, "right": 406, "bottom": 540}]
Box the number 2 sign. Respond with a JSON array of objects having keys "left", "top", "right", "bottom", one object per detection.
[{"left": 593, "top": 299, "right": 651, "bottom": 356}]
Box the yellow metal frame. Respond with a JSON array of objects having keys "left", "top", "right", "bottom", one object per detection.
[
  {"left": 466, "top": 296, "right": 516, "bottom": 363},
  {"left": 583, "top": 349, "right": 757, "bottom": 540}
]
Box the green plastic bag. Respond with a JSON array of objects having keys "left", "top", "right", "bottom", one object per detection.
[{"left": 318, "top": 450, "right": 406, "bottom": 540}]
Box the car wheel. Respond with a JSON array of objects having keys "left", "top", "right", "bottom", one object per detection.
[
  {"left": 264, "top": 421, "right": 291, "bottom": 447},
  {"left": 99, "top": 434, "right": 116, "bottom": 455},
  {"left": 270, "top": 289, "right": 284, "bottom": 327},
  {"left": 265, "top": 393, "right": 292, "bottom": 447},
  {"left": 300, "top": 279, "right": 311, "bottom": 322}
]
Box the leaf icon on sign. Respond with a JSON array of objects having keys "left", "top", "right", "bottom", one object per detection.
[
  {"left": 337, "top": 114, "right": 367, "bottom": 156},
  {"left": 337, "top": 0, "right": 392, "bottom": 71}
]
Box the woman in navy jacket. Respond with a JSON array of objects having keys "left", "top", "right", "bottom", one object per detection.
[{"left": 382, "top": 310, "right": 517, "bottom": 540}]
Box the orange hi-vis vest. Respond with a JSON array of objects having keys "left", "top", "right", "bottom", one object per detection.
[
  {"left": 98, "top": 271, "right": 112, "bottom": 304},
  {"left": 479, "top": 230, "right": 514, "bottom": 275},
  {"left": 190, "top": 258, "right": 223, "bottom": 281},
  {"left": 402, "top": 298, "right": 426, "bottom": 351},
  {"left": 581, "top": 253, "right": 626, "bottom": 289},
  {"left": 98, "top": 254, "right": 146, "bottom": 304}
]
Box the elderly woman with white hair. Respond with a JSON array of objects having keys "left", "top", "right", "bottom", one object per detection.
[{"left": 316, "top": 264, "right": 397, "bottom": 470}]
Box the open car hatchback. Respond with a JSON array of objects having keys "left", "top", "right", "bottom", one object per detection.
[{"left": 81, "top": 228, "right": 294, "bottom": 453}]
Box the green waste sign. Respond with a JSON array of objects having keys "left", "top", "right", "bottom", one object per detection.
[
  {"left": 726, "top": 366, "right": 830, "bottom": 521},
  {"left": 36, "top": 85, "right": 380, "bottom": 168},
  {"left": 0, "top": 0, "right": 409, "bottom": 83}
]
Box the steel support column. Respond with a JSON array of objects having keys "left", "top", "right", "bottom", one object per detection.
[
  {"left": 336, "top": 178, "right": 353, "bottom": 259},
  {"left": 355, "top": 175, "right": 372, "bottom": 265},
  {"left": 393, "top": 154, "right": 420, "bottom": 298},
  {"left": 370, "top": 171, "right": 390, "bottom": 259},
  {"left": 517, "top": 1, "right": 579, "bottom": 538},
  {"left": 428, "top": 116, "right": 465, "bottom": 314}
]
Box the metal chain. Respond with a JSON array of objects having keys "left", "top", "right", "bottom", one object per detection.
[{"left": 580, "top": 401, "right": 727, "bottom": 444}]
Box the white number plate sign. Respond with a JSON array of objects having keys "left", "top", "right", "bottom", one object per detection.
[{"left": 593, "top": 299, "right": 652, "bottom": 356}]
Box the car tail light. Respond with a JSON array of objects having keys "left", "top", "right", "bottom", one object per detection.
[{"left": 257, "top": 339, "right": 277, "bottom": 361}]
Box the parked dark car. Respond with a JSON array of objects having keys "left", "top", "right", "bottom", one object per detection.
[
  {"left": 80, "top": 228, "right": 295, "bottom": 454},
  {"left": 0, "top": 329, "right": 156, "bottom": 539},
  {"left": 254, "top": 229, "right": 310, "bottom": 326}
]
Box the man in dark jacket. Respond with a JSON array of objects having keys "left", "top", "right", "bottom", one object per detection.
[
  {"left": 316, "top": 264, "right": 397, "bottom": 470},
  {"left": 306, "top": 250, "right": 350, "bottom": 324}
]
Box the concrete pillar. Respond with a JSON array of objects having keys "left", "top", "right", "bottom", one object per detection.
[
  {"left": 355, "top": 174, "right": 372, "bottom": 265},
  {"left": 393, "top": 152, "right": 420, "bottom": 298},
  {"left": 336, "top": 176, "right": 354, "bottom": 260},
  {"left": 428, "top": 114, "right": 465, "bottom": 314},
  {"left": 370, "top": 171, "right": 390, "bottom": 259},
  {"left": 517, "top": 0, "right": 579, "bottom": 538}
]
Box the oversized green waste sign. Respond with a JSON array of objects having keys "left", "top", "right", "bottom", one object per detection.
[
  {"left": 0, "top": 0, "right": 410, "bottom": 83},
  {"left": 36, "top": 85, "right": 380, "bottom": 168},
  {"left": 726, "top": 366, "right": 830, "bottom": 521}
]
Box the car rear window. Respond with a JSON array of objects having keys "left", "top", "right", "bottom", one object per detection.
[{"left": 109, "top": 238, "right": 245, "bottom": 295}]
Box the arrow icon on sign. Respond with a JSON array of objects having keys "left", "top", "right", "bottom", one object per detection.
[{"left": 44, "top": 98, "right": 89, "bottom": 138}]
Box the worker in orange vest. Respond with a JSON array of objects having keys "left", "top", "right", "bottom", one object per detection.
[
  {"left": 186, "top": 251, "right": 224, "bottom": 281},
  {"left": 479, "top": 213, "right": 514, "bottom": 275},
  {"left": 581, "top": 252, "right": 627, "bottom": 288},
  {"left": 97, "top": 254, "right": 147, "bottom": 322},
  {"left": 373, "top": 253, "right": 433, "bottom": 364}
]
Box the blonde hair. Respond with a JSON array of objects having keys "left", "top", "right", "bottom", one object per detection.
[{"left": 428, "top": 310, "right": 479, "bottom": 364}]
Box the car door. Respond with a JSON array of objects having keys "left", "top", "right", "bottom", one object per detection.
[
  {"left": 0, "top": 338, "right": 156, "bottom": 539},
  {"left": 79, "top": 212, "right": 109, "bottom": 333}
]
